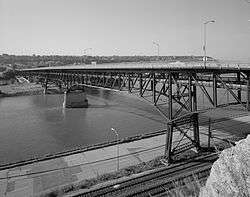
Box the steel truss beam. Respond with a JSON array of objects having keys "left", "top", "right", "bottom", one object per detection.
[{"left": 18, "top": 68, "right": 250, "bottom": 163}]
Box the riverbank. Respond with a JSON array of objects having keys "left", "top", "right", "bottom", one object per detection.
[{"left": 0, "top": 83, "right": 62, "bottom": 97}]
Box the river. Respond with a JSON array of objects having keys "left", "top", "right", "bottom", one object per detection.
[
  {"left": 0, "top": 87, "right": 166, "bottom": 165},
  {"left": 0, "top": 85, "right": 248, "bottom": 165}
]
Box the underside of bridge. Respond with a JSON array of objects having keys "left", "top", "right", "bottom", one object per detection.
[{"left": 18, "top": 66, "right": 250, "bottom": 163}]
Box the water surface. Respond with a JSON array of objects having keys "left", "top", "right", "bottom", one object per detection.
[{"left": 0, "top": 88, "right": 165, "bottom": 164}]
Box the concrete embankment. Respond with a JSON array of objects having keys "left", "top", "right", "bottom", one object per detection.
[
  {"left": 0, "top": 129, "right": 168, "bottom": 171},
  {"left": 0, "top": 122, "right": 239, "bottom": 197}
]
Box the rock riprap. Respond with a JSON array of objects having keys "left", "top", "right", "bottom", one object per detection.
[{"left": 199, "top": 135, "right": 250, "bottom": 197}]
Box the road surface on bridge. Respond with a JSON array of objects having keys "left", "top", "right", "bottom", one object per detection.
[{"left": 20, "top": 61, "right": 250, "bottom": 72}]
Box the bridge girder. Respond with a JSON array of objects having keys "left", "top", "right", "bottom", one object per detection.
[{"left": 18, "top": 68, "right": 250, "bottom": 163}]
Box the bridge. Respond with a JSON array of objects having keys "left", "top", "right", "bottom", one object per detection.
[{"left": 18, "top": 61, "right": 250, "bottom": 163}]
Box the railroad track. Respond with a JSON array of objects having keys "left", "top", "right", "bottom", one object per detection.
[
  {"left": 125, "top": 166, "right": 210, "bottom": 197},
  {"left": 71, "top": 153, "right": 218, "bottom": 197}
]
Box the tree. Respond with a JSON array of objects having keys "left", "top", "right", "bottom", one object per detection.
[{"left": 2, "top": 69, "right": 15, "bottom": 80}]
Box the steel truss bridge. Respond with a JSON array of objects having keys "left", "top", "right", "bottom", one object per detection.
[{"left": 18, "top": 62, "right": 250, "bottom": 163}]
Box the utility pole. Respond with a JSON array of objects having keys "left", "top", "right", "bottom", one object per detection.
[
  {"left": 111, "top": 128, "right": 119, "bottom": 171},
  {"left": 153, "top": 41, "right": 160, "bottom": 60},
  {"left": 203, "top": 20, "right": 215, "bottom": 68}
]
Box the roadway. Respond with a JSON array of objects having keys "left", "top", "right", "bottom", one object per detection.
[{"left": 19, "top": 61, "right": 250, "bottom": 73}]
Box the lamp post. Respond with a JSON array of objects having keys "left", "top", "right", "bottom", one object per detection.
[
  {"left": 111, "top": 127, "right": 119, "bottom": 171},
  {"left": 203, "top": 20, "right": 215, "bottom": 68},
  {"left": 82, "top": 48, "right": 92, "bottom": 64},
  {"left": 153, "top": 41, "right": 160, "bottom": 59}
]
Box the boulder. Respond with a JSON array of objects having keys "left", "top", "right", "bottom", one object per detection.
[{"left": 199, "top": 135, "right": 250, "bottom": 197}]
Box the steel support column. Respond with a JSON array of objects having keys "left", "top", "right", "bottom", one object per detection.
[
  {"left": 188, "top": 75, "right": 193, "bottom": 111},
  {"left": 128, "top": 74, "right": 131, "bottom": 92},
  {"left": 237, "top": 72, "right": 241, "bottom": 102},
  {"left": 152, "top": 73, "right": 156, "bottom": 105},
  {"left": 213, "top": 73, "right": 217, "bottom": 107},
  {"left": 85, "top": 74, "right": 88, "bottom": 84},
  {"left": 247, "top": 73, "right": 250, "bottom": 111},
  {"left": 192, "top": 74, "right": 200, "bottom": 149},
  {"left": 162, "top": 73, "right": 166, "bottom": 92},
  {"left": 118, "top": 74, "right": 122, "bottom": 89},
  {"left": 81, "top": 75, "right": 84, "bottom": 84},
  {"left": 58, "top": 82, "right": 62, "bottom": 92},
  {"left": 165, "top": 73, "right": 173, "bottom": 162},
  {"left": 193, "top": 74, "right": 197, "bottom": 111},
  {"left": 102, "top": 73, "right": 106, "bottom": 86},
  {"left": 43, "top": 76, "right": 48, "bottom": 94},
  {"left": 139, "top": 73, "right": 143, "bottom": 97},
  {"left": 193, "top": 113, "right": 200, "bottom": 149}
]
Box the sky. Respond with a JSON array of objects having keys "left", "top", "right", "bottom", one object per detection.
[{"left": 0, "top": 0, "right": 250, "bottom": 61}]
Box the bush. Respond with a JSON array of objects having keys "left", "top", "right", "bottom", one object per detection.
[
  {"left": 0, "top": 66, "right": 7, "bottom": 72},
  {"left": 2, "top": 69, "right": 15, "bottom": 80}
]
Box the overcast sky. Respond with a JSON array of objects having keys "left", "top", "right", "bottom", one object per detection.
[{"left": 0, "top": 0, "right": 250, "bottom": 60}]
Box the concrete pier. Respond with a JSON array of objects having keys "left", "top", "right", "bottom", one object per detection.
[{"left": 63, "top": 87, "right": 88, "bottom": 108}]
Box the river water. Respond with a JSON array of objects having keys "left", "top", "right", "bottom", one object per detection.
[
  {"left": 0, "top": 85, "right": 248, "bottom": 165},
  {"left": 0, "top": 88, "right": 166, "bottom": 165}
]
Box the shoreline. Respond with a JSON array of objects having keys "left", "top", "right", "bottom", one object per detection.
[{"left": 0, "top": 82, "right": 62, "bottom": 97}]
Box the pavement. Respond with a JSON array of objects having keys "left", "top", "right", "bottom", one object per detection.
[{"left": 0, "top": 115, "right": 249, "bottom": 197}]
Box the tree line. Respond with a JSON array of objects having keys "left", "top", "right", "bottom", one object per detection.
[{"left": 0, "top": 54, "right": 214, "bottom": 69}]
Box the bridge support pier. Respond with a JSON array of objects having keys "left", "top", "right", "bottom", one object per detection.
[
  {"left": 63, "top": 86, "right": 88, "bottom": 108},
  {"left": 247, "top": 73, "right": 250, "bottom": 111},
  {"left": 128, "top": 74, "right": 131, "bottom": 92},
  {"left": 237, "top": 72, "right": 241, "bottom": 102},
  {"left": 165, "top": 73, "right": 200, "bottom": 164},
  {"left": 139, "top": 74, "right": 143, "bottom": 97},
  {"left": 213, "top": 73, "right": 217, "bottom": 107},
  {"left": 165, "top": 73, "right": 173, "bottom": 163},
  {"left": 58, "top": 82, "right": 63, "bottom": 93},
  {"left": 43, "top": 77, "right": 48, "bottom": 94},
  {"left": 152, "top": 73, "right": 156, "bottom": 105},
  {"left": 192, "top": 75, "right": 200, "bottom": 151}
]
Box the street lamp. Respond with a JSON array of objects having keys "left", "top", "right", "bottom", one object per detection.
[
  {"left": 153, "top": 41, "right": 160, "bottom": 59},
  {"left": 203, "top": 20, "right": 215, "bottom": 68},
  {"left": 111, "top": 127, "right": 119, "bottom": 171},
  {"left": 82, "top": 48, "right": 92, "bottom": 64}
]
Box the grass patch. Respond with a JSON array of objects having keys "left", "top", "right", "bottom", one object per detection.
[
  {"left": 38, "top": 150, "right": 209, "bottom": 197},
  {"left": 165, "top": 174, "right": 205, "bottom": 197}
]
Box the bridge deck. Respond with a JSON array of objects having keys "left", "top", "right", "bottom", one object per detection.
[{"left": 20, "top": 61, "right": 250, "bottom": 73}]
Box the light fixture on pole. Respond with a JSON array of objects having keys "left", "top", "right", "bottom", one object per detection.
[
  {"left": 203, "top": 20, "right": 215, "bottom": 68},
  {"left": 111, "top": 127, "right": 119, "bottom": 171},
  {"left": 153, "top": 41, "right": 160, "bottom": 59}
]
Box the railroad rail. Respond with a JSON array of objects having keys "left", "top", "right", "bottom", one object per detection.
[{"left": 70, "top": 153, "right": 218, "bottom": 197}]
